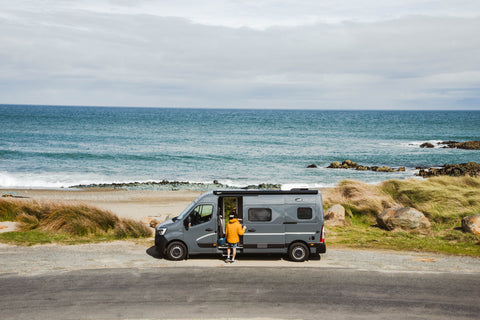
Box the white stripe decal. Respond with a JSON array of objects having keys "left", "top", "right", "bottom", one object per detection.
[
  {"left": 196, "top": 233, "right": 216, "bottom": 241},
  {"left": 244, "top": 232, "right": 316, "bottom": 236},
  {"left": 197, "top": 231, "right": 315, "bottom": 241}
]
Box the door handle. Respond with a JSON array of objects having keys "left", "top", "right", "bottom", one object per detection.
[
  {"left": 205, "top": 228, "right": 213, "bottom": 231},
  {"left": 248, "top": 228, "right": 256, "bottom": 232}
]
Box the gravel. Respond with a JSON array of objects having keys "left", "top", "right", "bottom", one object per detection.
[{"left": 1, "top": 241, "right": 479, "bottom": 276}]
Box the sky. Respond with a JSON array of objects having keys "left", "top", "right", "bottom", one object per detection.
[{"left": 1, "top": 0, "right": 480, "bottom": 110}]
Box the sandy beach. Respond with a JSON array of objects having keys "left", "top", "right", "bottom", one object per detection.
[{"left": 1, "top": 188, "right": 203, "bottom": 222}]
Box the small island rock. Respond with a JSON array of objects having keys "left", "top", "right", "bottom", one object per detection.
[{"left": 420, "top": 142, "right": 435, "bottom": 148}]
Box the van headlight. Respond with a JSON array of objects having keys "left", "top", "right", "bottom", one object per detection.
[{"left": 157, "top": 227, "right": 167, "bottom": 235}]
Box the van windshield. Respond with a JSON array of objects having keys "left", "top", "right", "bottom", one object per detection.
[{"left": 177, "top": 201, "right": 196, "bottom": 220}]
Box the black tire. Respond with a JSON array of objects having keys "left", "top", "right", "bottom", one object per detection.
[
  {"left": 288, "top": 242, "right": 309, "bottom": 262},
  {"left": 166, "top": 241, "right": 187, "bottom": 261}
]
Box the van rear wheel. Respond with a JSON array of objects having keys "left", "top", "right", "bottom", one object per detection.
[
  {"left": 166, "top": 241, "right": 187, "bottom": 261},
  {"left": 288, "top": 242, "right": 309, "bottom": 262}
]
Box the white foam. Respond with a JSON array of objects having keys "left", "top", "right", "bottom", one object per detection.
[{"left": 403, "top": 140, "right": 443, "bottom": 148}]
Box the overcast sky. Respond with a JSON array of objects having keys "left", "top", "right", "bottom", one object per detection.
[{"left": 1, "top": 0, "right": 480, "bottom": 109}]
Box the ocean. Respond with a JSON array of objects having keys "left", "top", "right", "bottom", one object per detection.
[{"left": 1, "top": 105, "right": 479, "bottom": 189}]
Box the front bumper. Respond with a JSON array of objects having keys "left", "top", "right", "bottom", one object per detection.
[{"left": 155, "top": 231, "right": 168, "bottom": 254}]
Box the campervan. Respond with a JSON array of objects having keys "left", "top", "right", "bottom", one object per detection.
[{"left": 155, "top": 189, "right": 326, "bottom": 262}]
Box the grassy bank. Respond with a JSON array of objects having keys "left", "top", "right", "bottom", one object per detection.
[
  {"left": 323, "top": 176, "right": 480, "bottom": 256},
  {"left": 0, "top": 199, "right": 151, "bottom": 245}
]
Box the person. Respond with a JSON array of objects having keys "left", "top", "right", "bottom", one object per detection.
[{"left": 225, "top": 208, "right": 246, "bottom": 263}]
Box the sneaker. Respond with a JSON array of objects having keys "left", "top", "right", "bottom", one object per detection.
[
  {"left": 230, "top": 259, "right": 235, "bottom": 263},
  {"left": 224, "top": 258, "right": 231, "bottom": 263}
]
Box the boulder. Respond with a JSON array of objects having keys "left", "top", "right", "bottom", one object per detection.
[
  {"left": 462, "top": 214, "right": 480, "bottom": 235},
  {"left": 307, "top": 164, "right": 318, "bottom": 168},
  {"left": 397, "top": 167, "right": 406, "bottom": 172},
  {"left": 324, "top": 204, "right": 346, "bottom": 226},
  {"left": 377, "top": 207, "right": 431, "bottom": 231}
]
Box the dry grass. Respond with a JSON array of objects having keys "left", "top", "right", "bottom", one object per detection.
[{"left": 0, "top": 199, "right": 151, "bottom": 240}]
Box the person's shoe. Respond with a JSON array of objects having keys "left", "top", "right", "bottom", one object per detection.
[
  {"left": 229, "top": 259, "right": 235, "bottom": 263},
  {"left": 224, "top": 258, "right": 231, "bottom": 263}
]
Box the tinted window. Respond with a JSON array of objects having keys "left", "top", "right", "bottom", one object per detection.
[
  {"left": 297, "top": 207, "right": 312, "bottom": 219},
  {"left": 248, "top": 208, "right": 272, "bottom": 222}
]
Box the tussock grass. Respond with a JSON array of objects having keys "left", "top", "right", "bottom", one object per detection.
[
  {"left": 0, "top": 199, "right": 151, "bottom": 245},
  {"left": 380, "top": 176, "right": 480, "bottom": 224},
  {"left": 323, "top": 176, "right": 480, "bottom": 256},
  {"left": 323, "top": 179, "right": 399, "bottom": 217}
]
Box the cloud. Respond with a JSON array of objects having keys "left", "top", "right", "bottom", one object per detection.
[{"left": 0, "top": 1, "right": 480, "bottom": 109}]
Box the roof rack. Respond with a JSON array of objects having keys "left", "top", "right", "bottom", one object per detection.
[{"left": 213, "top": 189, "right": 318, "bottom": 196}]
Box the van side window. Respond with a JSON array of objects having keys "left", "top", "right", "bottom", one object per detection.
[
  {"left": 190, "top": 204, "right": 213, "bottom": 226},
  {"left": 297, "top": 207, "right": 313, "bottom": 219},
  {"left": 248, "top": 208, "right": 272, "bottom": 222}
]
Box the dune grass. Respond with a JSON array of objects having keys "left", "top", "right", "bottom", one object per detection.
[
  {"left": 323, "top": 176, "right": 480, "bottom": 256},
  {"left": 0, "top": 199, "right": 151, "bottom": 245}
]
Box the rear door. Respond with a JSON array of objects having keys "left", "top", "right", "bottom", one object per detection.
[{"left": 242, "top": 195, "right": 285, "bottom": 253}]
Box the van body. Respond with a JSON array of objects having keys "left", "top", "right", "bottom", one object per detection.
[{"left": 155, "top": 189, "right": 326, "bottom": 262}]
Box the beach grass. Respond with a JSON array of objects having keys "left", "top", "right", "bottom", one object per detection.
[
  {"left": 0, "top": 199, "right": 151, "bottom": 245},
  {"left": 323, "top": 176, "right": 480, "bottom": 256}
]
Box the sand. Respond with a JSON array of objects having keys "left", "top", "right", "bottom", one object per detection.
[{"left": 0, "top": 188, "right": 203, "bottom": 222}]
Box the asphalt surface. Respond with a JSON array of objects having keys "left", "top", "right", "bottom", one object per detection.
[{"left": 1, "top": 266, "right": 480, "bottom": 320}]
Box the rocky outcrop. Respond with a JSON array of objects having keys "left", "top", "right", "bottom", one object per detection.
[
  {"left": 418, "top": 141, "right": 480, "bottom": 150},
  {"left": 377, "top": 207, "right": 431, "bottom": 232},
  {"left": 307, "top": 164, "right": 318, "bottom": 168},
  {"left": 327, "top": 160, "right": 404, "bottom": 173},
  {"left": 438, "top": 141, "right": 480, "bottom": 150},
  {"left": 462, "top": 214, "right": 480, "bottom": 235},
  {"left": 324, "top": 204, "right": 346, "bottom": 226},
  {"left": 417, "top": 162, "right": 480, "bottom": 178}
]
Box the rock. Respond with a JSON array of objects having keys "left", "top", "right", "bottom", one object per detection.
[
  {"left": 327, "top": 161, "right": 342, "bottom": 168},
  {"left": 397, "top": 167, "right": 406, "bottom": 172},
  {"left": 355, "top": 165, "right": 369, "bottom": 171},
  {"left": 462, "top": 214, "right": 480, "bottom": 235},
  {"left": 375, "top": 166, "right": 395, "bottom": 172},
  {"left": 0, "top": 221, "right": 19, "bottom": 233},
  {"left": 324, "top": 204, "right": 346, "bottom": 226},
  {"left": 307, "top": 164, "right": 318, "bottom": 168},
  {"left": 417, "top": 162, "right": 480, "bottom": 178},
  {"left": 420, "top": 142, "right": 434, "bottom": 148},
  {"left": 343, "top": 160, "right": 358, "bottom": 168},
  {"left": 377, "top": 207, "right": 431, "bottom": 231}
]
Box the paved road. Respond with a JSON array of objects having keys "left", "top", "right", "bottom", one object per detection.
[{"left": 1, "top": 267, "right": 479, "bottom": 320}]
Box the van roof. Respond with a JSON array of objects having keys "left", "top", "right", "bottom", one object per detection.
[{"left": 213, "top": 189, "right": 319, "bottom": 196}]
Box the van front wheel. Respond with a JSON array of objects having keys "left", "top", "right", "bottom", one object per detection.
[
  {"left": 166, "top": 242, "right": 187, "bottom": 261},
  {"left": 288, "top": 242, "right": 309, "bottom": 262}
]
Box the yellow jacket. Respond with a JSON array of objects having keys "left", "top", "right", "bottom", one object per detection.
[{"left": 225, "top": 218, "right": 245, "bottom": 244}]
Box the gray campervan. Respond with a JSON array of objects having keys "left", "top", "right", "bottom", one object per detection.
[{"left": 155, "top": 189, "right": 326, "bottom": 262}]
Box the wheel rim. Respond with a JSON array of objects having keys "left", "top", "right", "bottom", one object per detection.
[
  {"left": 170, "top": 245, "right": 183, "bottom": 259},
  {"left": 293, "top": 247, "right": 306, "bottom": 260}
]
